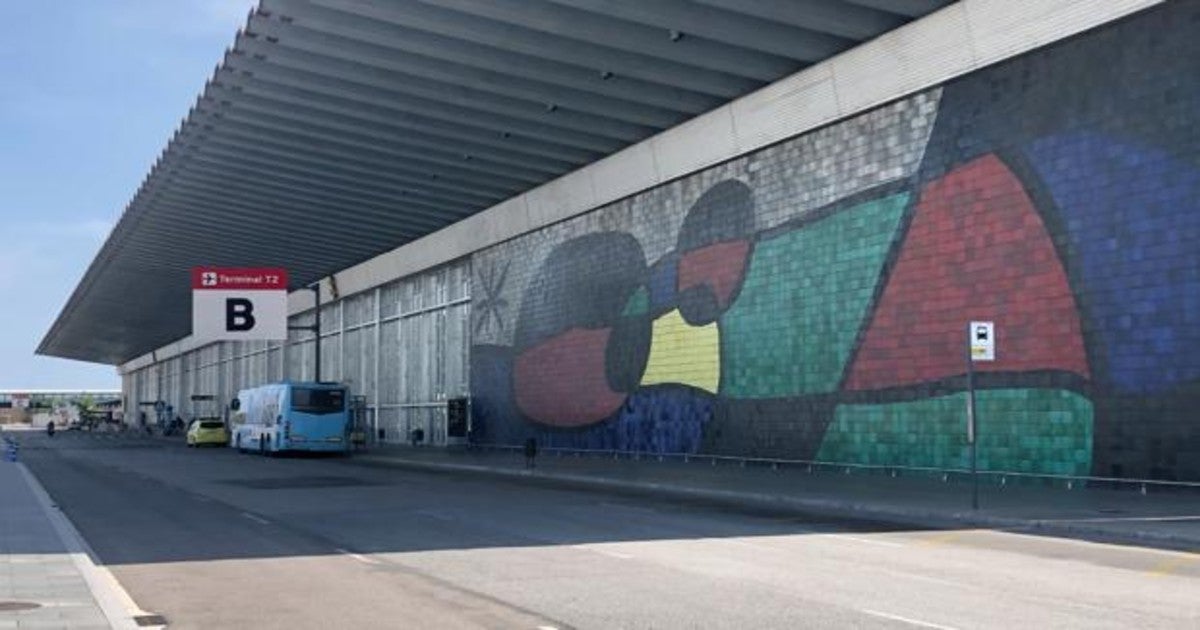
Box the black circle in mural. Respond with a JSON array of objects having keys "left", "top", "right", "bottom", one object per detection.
[
  {"left": 677, "top": 284, "right": 721, "bottom": 327},
  {"left": 677, "top": 180, "right": 755, "bottom": 252},
  {"left": 514, "top": 231, "right": 648, "bottom": 350},
  {"left": 606, "top": 315, "right": 652, "bottom": 393}
]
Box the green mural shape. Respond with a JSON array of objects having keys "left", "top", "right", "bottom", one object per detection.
[
  {"left": 721, "top": 193, "right": 908, "bottom": 398},
  {"left": 819, "top": 389, "right": 1093, "bottom": 476},
  {"left": 622, "top": 286, "right": 649, "bottom": 317}
]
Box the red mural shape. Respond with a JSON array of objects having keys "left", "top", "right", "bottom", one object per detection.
[
  {"left": 845, "top": 154, "right": 1090, "bottom": 390},
  {"left": 678, "top": 240, "right": 752, "bottom": 309},
  {"left": 514, "top": 327, "right": 627, "bottom": 427}
]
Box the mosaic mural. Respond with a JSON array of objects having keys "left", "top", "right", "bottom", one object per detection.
[{"left": 471, "top": 3, "right": 1200, "bottom": 480}]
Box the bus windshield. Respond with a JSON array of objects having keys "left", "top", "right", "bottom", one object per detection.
[{"left": 290, "top": 388, "right": 345, "bottom": 415}]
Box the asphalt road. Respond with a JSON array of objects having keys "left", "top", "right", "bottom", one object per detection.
[{"left": 15, "top": 431, "right": 1200, "bottom": 629}]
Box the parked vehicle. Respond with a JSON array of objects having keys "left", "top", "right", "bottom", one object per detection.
[
  {"left": 230, "top": 382, "right": 350, "bottom": 455},
  {"left": 186, "top": 420, "right": 229, "bottom": 447}
]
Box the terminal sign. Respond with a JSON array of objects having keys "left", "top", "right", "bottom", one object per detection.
[
  {"left": 970, "top": 321, "right": 995, "bottom": 362},
  {"left": 192, "top": 267, "right": 288, "bottom": 341}
]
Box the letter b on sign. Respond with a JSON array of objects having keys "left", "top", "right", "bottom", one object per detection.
[{"left": 226, "top": 298, "right": 257, "bottom": 332}]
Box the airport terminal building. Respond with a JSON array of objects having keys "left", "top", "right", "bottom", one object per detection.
[{"left": 37, "top": 1, "right": 1200, "bottom": 480}]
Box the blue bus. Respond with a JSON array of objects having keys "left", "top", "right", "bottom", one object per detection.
[{"left": 230, "top": 382, "right": 350, "bottom": 455}]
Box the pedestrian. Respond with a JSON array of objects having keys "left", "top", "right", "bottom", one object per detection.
[
  {"left": 46, "top": 420, "right": 56, "bottom": 437},
  {"left": 524, "top": 437, "right": 538, "bottom": 469}
]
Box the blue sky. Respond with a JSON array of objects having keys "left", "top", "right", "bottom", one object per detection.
[{"left": 0, "top": 1, "right": 254, "bottom": 389}]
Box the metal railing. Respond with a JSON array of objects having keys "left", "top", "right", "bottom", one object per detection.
[{"left": 459, "top": 442, "right": 1200, "bottom": 494}]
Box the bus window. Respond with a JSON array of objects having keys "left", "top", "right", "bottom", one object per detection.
[{"left": 291, "top": 388, "right": 345, "bottom": 415}]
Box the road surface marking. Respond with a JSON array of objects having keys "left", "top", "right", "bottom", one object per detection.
[
  {"left": 721, "top": 538, "right": 778, "bottom": 552},
  {"left": 877, "top": 568, "right": 963, "bottom": 589},
  {"left": 917, "top": 530, "right": 969, "bottom": 547},
  {"left": 831, "top": 534, "right": 904, "bottom": 548},
  {"left": 1147, "top": 552, "right": 1200, "bottom": 577},
  {"left": 574, "top": 544, "right": 634, "bottom": 559},
  {"left": 335, "top": 548, "right": 382, "bottom": 565},
  {"left": 19, "top": 463, "right": 159, "bottom": 630},
  {"left": 861, "top": 609, "right": 959, "bottom": 630},
  {"left": 536, "top": 626, "right": 559, "bottom": 630},
  {"left": 240, "top": 512, "right": 270, "bottom": 525}
]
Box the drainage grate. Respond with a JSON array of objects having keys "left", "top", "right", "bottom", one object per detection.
[
  {"left": 0, "top": 601, "right": 41, "bottom": 612},
  {"left": 134, "top": 613, "right": 168, "bottom": 626},
  {"left": 220, "top": 475, "right": 381, "bottom": 489}
]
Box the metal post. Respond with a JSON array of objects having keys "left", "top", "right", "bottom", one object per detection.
[
  {"left": 966, "top": 324, "right": 979, "bottom": 511},
  {"left": 287, "top": 283, "right": 322, "bottom": 382},
  {"left": 313, "top": 285, "right": 322, "bottom": 383}
]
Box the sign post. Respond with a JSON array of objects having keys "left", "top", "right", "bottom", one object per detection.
[{"left": 967, "top": 321, "right": 995, "bottom": 510}]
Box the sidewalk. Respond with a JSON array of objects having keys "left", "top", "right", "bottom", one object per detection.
[
  {"left": 1, "top": 432, "right": 142, "bottom": 630},
  {"left": 354, "top": 445, "right": 1200, "bottom": 552}
]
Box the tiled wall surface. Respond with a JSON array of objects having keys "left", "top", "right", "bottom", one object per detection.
[{"left": 470, "top": 3, "right": 1200, "bottom": 480}]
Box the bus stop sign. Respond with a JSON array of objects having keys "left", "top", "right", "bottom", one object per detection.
[{"left": 192, "top": 267, "right": 288, "bottom": 341}]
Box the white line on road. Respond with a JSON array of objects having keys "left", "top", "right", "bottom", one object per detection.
[
  {"left": 831, "top": 534, "right": 905, "bottom": 548},
  {"left": 861, "top": 609, "right": 960, "bottom": 630},
  {"left": 573, "top": 544, "right": 634, "bottom": 559},
  {"left": 335, "top": 548, "right": 382, "bottom": 565},
  {"left": 240, "top": 512, "right": 270, "bottom": 525},
  {"left": 877, "top": 568, "right": 964, "bottom": 589},
  {"left": 19, "top": 463, "right": 156, "bottom": 630},
  {"left": 536, "top": 625, "right": 559, "bottom": 630}
]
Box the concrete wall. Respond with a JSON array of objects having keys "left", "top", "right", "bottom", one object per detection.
[{"left": 468, "top": 2, "right": 1200, "bottom": 481}]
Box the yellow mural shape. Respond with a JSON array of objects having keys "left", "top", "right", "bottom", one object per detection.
[{"left": 640, "top": 309, "right": 721, "bottom": 393}]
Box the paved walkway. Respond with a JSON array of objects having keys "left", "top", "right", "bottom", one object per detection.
[
  {"left": 355, "top": 445, "right": 1200, "bottom": 551},
  {"left": 0, "top": 433, "right": 121, "bottom": 630}
]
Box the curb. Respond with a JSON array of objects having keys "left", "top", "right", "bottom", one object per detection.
[
  {"left": 17, "top": 463, "right": 161, "bottom": 630},
  {"left": 353, "top": 454, "right": 1200, "bottom": 553}
]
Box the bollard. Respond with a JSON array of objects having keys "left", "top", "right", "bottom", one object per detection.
[
  {"left": 1066, "top": 480, "right": 1074, "bottom": 490},
  {"left": 1140, "top": 483, "right": 1148, "bottom": 496}
]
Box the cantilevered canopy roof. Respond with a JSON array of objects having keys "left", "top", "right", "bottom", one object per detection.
[{"left": 39, "top": 0, "right": 951, "bottom": 365}]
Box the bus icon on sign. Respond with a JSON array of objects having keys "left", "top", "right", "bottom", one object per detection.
[
  {"left": 201, "top": 271, "right": 218, "bottom": 287},
  {"left": 969, "top": 321, "right": 995, "bottom": 362}
]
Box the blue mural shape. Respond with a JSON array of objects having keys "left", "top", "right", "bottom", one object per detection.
[
  {"left": 1026, "top": 133, "right": 1200, "bottom": 394},
  {"left": 532, "top": 387, "right": 713, "bottom": 453}
]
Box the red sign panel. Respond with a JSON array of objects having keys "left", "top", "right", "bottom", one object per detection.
[{"left": 192, "top": 267, "right": 288, "bottom": 290}]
